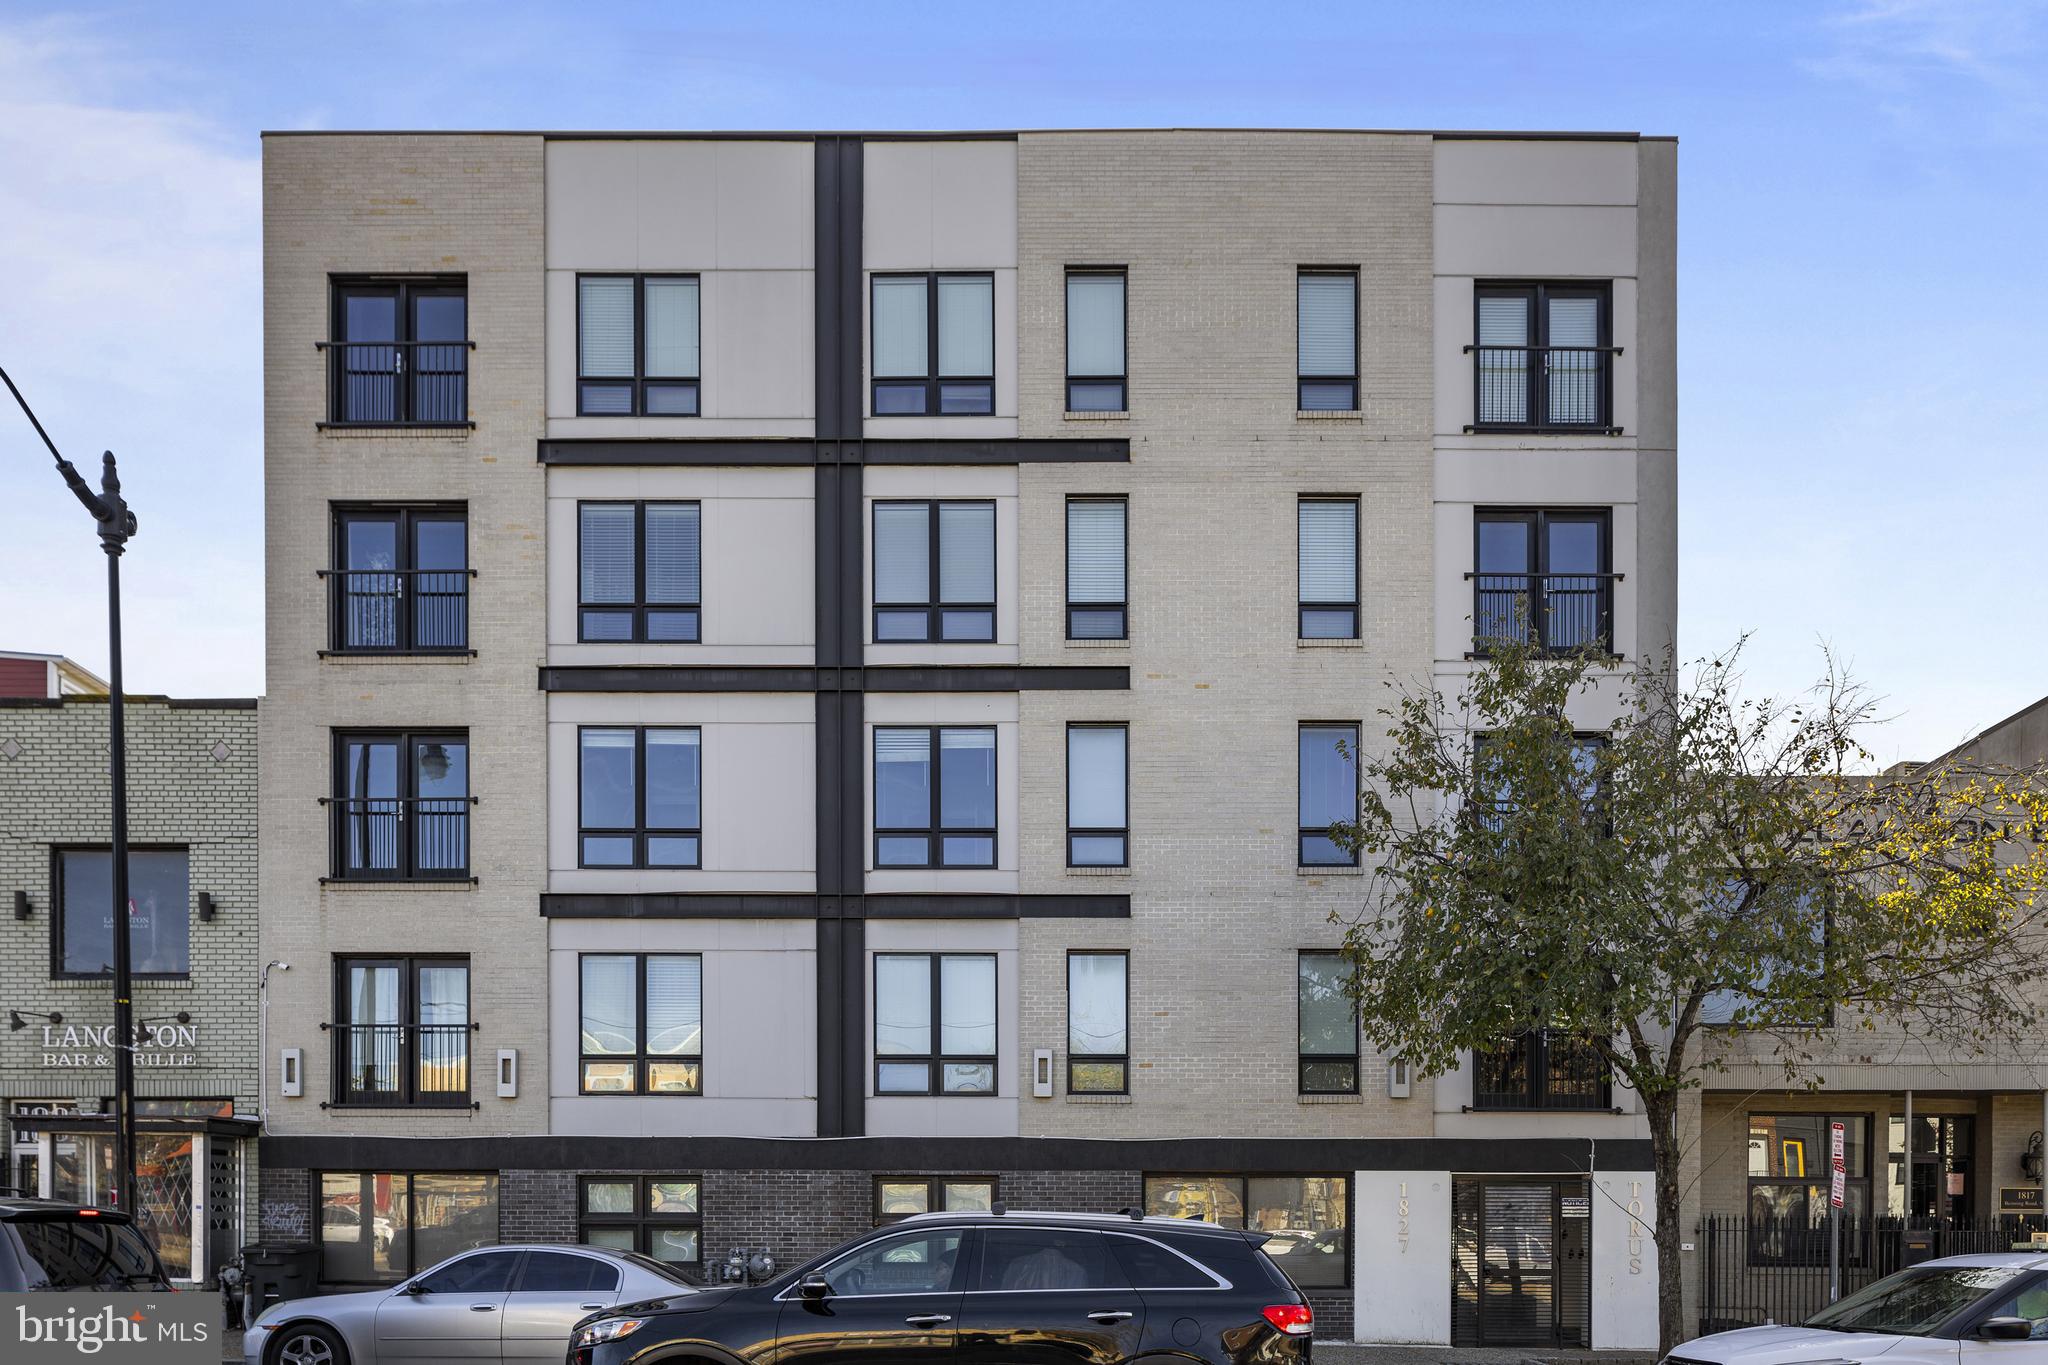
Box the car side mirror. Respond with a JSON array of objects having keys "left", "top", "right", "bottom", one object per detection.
[
  {"left": 401, "top": 1281, "right": 429, "bottom": 1297},
  {"left": 1980, "top": 1316, "right": 2032, "bottom": 1341},
  {"left": 797, "top": 1274, "right": 832, "bottom": 1301}
]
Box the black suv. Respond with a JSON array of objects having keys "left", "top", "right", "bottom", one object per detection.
[
  {"left": 570, "top": 1209, "right": 1313, "bottom": 1365},
  {"left": 0, "top": 1196, "right": 173, "bottom": 1291}
]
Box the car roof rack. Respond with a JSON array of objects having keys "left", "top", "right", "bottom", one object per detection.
[{"left": 891, "top": 1208, "right": 1224, "bottom": 1229}]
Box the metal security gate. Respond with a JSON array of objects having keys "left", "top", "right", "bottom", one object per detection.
[{"left": 1453, "top": 1177, "right": 1592, "bottom": 1348}]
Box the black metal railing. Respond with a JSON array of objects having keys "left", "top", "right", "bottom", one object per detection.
[
  {"left": 328, "top": 796, "right": 473, "bottom": 880},
  {"left": 333, "top": 1023, "right": 473, "bottom": 1107},
  {"left": 317, "top": 339, "right": 474, "bottom": 426},
  {"left": 1465, "top": 344, "right": 1621, "bottom": 432},
  {"left": 1470, "top": 571, "right": 1621, "bottom": 655},
  {"left": 1471, "top": 1031, "right": 1612, "bottom": 1111},
  {"left": 319, "top": 568, "right": 474, "bottom": 653}
]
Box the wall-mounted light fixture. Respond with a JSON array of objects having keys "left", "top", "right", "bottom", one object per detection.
[
  {"left": 13, "top": 891, "right": 28, "bottom": 921},
  {"left": 8, "top": 1009, "right": 62, "bottom": 1032},
  {"left": 197, "top": 892, "right": 217, "bottom": 922}
]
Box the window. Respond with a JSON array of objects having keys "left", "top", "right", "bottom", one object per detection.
[
  {"left": 328, "top": 506, "right": 469, "bottom": 654},
  {"left": 415, "top": 1249, "right": 519, "bottom": 1294},
  {"left": 1298, "top": 498, "right": 1359, "bottom": 639},
  {"left": 873, "top": 727, "right": 997, "bottom": 868},
  {"left": 578, "top": 502, "right": 701, "bottom": 643},
  {"left": 976, "top": 1226, "right": 1122, "bottom": 1291},
  {"left": 578, "top": 954, "right": 703, "bottom": 1095},
  {"left": 580, "top": 1176, "right": 702, "bottom": 1267},
  {"left": 577, "top": 274, "right": 700, "bottom": 415},
  {"left": 1067, "top": 951, "right": 1128, "bottom": 1094},
  {"left": 331, "top": 733, "right": 470, "bottom": 880},
  {"left": 1471, "top": 1032, "right": 1611, "bottom": 1111},
  {"left": 1748, "top": 1114, "right": 1871, "bottom": 1265},
  {"left": 317, "top": 1172, "right": 498, "bottom": 1283},
  {"left": 1699, "top": 879, "right": 1829, "bottom": 1028},
  {"left": 1888, "top": 1114, "right": 1975, "bottom": 1219},
  {"left": 1066, "top": 270, "right": 1126, "bottom": 411},
  {"left": 1146, "top": 1175, "right": 1350, "bottom": 1288},
  {"left": 1471, "top": 283, "right": 1614, "bottom": 431},
  {"left": 871, "top": 272, "right": 994, "bottom": 415},
  {"left": 53, "top": 848, "right": 188, "bottom": 979},
  {"left": 333, "top": 957, "right": 471, "bottom": 1107},
  {"left": 1473, "top": 509, "right": 1611, "bottom": 655},
  {"left": 1066, "top": 498, "right": 1127, "bottom": 640},
  {"left": 1297, "top": 270, "right": 1358, "bottom": 411},
  {"left": 872, "top": 501, "right": 996, "bottom": 642},
  {"left": 874, "top": 1177, "right": 996, "bottom": 1225},
  {"left": 325, "top": 277, "right": 468, "bottom": 426},
  {"left": 518, "top": 1250, "right": 623, "bottom": 1294},
  {"left": 1298, "top": 724, "right": 1360, "bottom": 866},
  {"left": 874, "top": 953, "right": 996, "bottom": 1095},
  {"left": 1297, "top": 952, "right": 1358, "bottom": 1094},
  {"left": 577, "top": 727, "right": 701, "bottom": 868},
  {"left": 1067, "top": 725, "right": 1128, "bottom": 867},
  {"left": 810, "top": 1228, "right": 964, "bottom": 1297}
]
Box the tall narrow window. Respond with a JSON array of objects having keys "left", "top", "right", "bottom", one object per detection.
[
  {"left": 1298, "top": 498, "right": 1359, "bottom": 639},
  {"left": 874, "top": 953, "right": 997, "bottom": 1095},
  {"left": 872, "top": 501, "right": 996, "bottom": 643},
  {"left": 1067, "top": 951, "right": 1129, "bottom": 1094},
  {"left": 1066, "top": 498, "right": 1127, "bottom": 640},
  {"left": 333, "top": 956, "right": 471, "bottom": 1107},
  {"left": 1298, "top": 951, "right": 1359, "bottom": 1093},
  {"left": 1066, "top": 270, "right": 1126, "bottom": 411},
  {"left": 1067, "top": 724, "right": 1129, "bottom": 867},
  {"left": 578, "top": 953, "right": 703, "bottom": 1095},
  {"left": 578, "top": 501, "right": 702, "bottom": 642},
  {"left": 1297, "top": 270, "right": 1358, "bottom": 410},
  {"left": 1298, "top": 724, "right": 1360, "bottom": 866},
  {"left": 331, "top": 733, "right": 470, "bottom": 880},
  {"left": 874, "top": 727, "right": 997, "bottom": 868},
  {"left": 1473, "top": 509, "right": 1613, "bottom": 654},
  {"left": 329, "top": 506, "right": 469, "bottom": 653},
  {"left": 578, "top": 727, "right": 701, "bottom": 868},
  {"left": 326, "top": 277, "right": 469, "bottom": 426},
  {"left": 1471, "top": 283, "right": 1613, "bottom": 431},
  {"left": 871, "top": 272, "right": 995, "bottom": 415},
  {"left": 577, "top": 274, "right": 701, "bottom": 416}
]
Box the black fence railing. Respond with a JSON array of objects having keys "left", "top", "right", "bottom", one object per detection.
[
  {"left": 328, "top": 796, "right": 473, "bottom": 880},
  {"left": 1471, "top": 1032, "right": 1612, "bottom": 1111},
  {"left": 1697, "top": 1215, "right": 2046, "bottom": 1338},
  {"left": 1465, "top": 344, "right": 1621, "bottom": 432},
  {"left": 1470, "top": 571, "right": 1620, "bottom": 656},
  {"left": 332, "top": 1023, "right": 473, "bottom": 1107},
  {"left": 320, "top": 568, "right": 474, "bottom": 653},
  {"left": 317, "top": 339, "right": 474, "bottom": 426}
]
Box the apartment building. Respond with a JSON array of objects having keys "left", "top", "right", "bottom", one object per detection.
[{"left": 258, "top": 128, "right": 1676, "bottom": 1348}]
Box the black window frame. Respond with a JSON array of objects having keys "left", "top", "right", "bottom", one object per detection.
[
  {"left": 1471, "top": 507, "right": 1616, "bottom": 657},
  {"left": 1297, "top": 950, "right": 1360, "bottom": 1095},
  {"left": 870, "top": 499, "right": 998, "bottom": 644},
  {"left": 1296, "top": 267, "right": 1360, "bottom": 411},
  {"left": 1473, "top": 730, "right": 1610, "bottom": 833},
  {"left": 321, "top": 275, "right": 472, "bottom": 429},
  {"left": 575, "top": 952, "right": 706, "bottom": 1096},
  {"left": 1143, "top": 1172, "right": 1353, "bottom": 1290},
  {"left": 872, "top": 1175, "right": 1000, "bottom": 1225},
  {"left": 1064, "top": 266, "right": 1128, "bottom": 412},
  {"left": 574, "top": 272, "right": 703, "bottom": 417},
  {"left": 1470, "top": 1030, "right": 1613, "bottom": 1113},
  {"left": 1066, "top": 949, "right": 1129, "bottom": 1095},
  {"left": 1066, "top": 723, "right": 1129, "bottom": 868},
  {"left": 1297, "top": 495, "right": 1361, "bottom": 640},
  {"left": 327, "top": 731, "right": 473, "bottom": 882},
  {"left": 49, "top": 844, "right": 190, "bottom": 982},
  {"left": 324, "top": 503, "right": 473, "bottom": 656},
  {"left": 872, "top": 725, "right": 999, "bottom": 870},
  {"left": 314, "top": 1171, "right": 500, "bottom": 1285},
  {"left": 1298, "top": 722, "right": 1362, "bottom": 867},
  {"left": 869, "top": 271, "right": 996, "bottom": 416},
  {"left": 577, "top": 1174, "right": 704, "bottom": 1268},
  {"left": 576, "top": 500, "right": 703, "bottom": 643},
  {"left": 329, "top": 954, "right": 474, "bottom": 1109},
  {"left": 575, "top": 725, "right": 703, "bottom": 869},
  {"left": 1468, "top": 282, "right": 1617, "bottom": 434},
  {"left": 872, "top": 952, "right": 999, "bottom": 1097},
  {"left": 1064, "top": 495, "right": 1128, "bottom": 641},
  {"left": 1745, "top": 1111, "right": 1874, "bottom": 1267}
]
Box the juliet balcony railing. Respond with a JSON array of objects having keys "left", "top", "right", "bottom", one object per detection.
[
  {"left": 316, "top": 339, "right": 474, "bottom": 427},
  {"left": 1471, "top": 1031, "right": 1613, "bottom": 1111},
  {"left": 1465, "top": 343, "right": 1622, "bottom": 434},
  {"left": 1469, "top": 571, "right": 1622, "bottom": 656},
  {"left": 325, "top": 796, "right": 474, "bottom": 881},
  {"left": 318, "top": 568, "right": 475, "bottom": 655},
  {"left": 328, "top": 1022, "right": 476, "bottom": 1108}
]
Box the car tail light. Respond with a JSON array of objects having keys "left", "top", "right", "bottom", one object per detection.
[{"left": 1262, "top": 1304, "right": 1313, "bottom": 1336}]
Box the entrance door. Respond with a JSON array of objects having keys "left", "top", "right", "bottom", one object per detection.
[{"left": 1452, "top": 1177, "right": 1592, "bottom": 1348}]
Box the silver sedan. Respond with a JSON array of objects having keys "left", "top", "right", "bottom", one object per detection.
[{"left": 244, "top": 1244, "right": 695, "bottom": 1365}]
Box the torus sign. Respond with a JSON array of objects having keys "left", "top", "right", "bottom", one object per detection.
[
  {"left": 35, "top": 1022, "right": 201, "bottom": 1070},
  {"left": 4, "top": 1294, "right": 217, "bottom": 1363}
]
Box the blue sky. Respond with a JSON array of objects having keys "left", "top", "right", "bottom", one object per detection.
[{"left": 0, "top": 0, "right": 2042, "bottom": 764}]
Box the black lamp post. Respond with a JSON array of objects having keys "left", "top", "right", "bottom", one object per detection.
[{"left": 2, "top": 367, "right": 140, "bottom": 1216}]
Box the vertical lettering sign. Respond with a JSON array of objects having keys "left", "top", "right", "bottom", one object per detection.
[{"left": 1829, "top": 1120, "right": 1847, "bottom": 1209}]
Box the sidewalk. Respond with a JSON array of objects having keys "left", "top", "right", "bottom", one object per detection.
[{"left": 1319, "top": 1346, "right": 1658, "bottom": 1365}]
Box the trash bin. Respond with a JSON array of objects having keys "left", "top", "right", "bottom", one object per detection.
[{"left": 242, "top": 1243, "right": 321, "bottom": 1317}]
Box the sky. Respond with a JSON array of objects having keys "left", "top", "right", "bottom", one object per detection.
[{"left": 0, "top": 0, "right": 2042, "bottom": 765}]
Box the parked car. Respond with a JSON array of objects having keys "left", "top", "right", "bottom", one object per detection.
[
  {"left": 568, "top": 1209, "right": 1315, "bottom": 1365},
  {"left": 1663, "top": 1252, "right": 2048, "bottom": 1363},
  {"left": 242, "top": 1243, "right": 694, "bottom": 1365},
  {"left": 0, "top": 1195, "right": 174, "bottom": 1291}
]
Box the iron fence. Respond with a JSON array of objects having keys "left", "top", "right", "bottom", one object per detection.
[
  {"left": 329, "top": 796, "right": 472, "bottom": 880},
  {"left": 1470, "top": 571, "right": 1619, "bottom": 655},
  {"left": 333, "top": 1023, "right": 473, "bottom": 1107},
  {"left": 1471, "top": 1032, "right": 1612, "bottom": 1111},
  {"left": 1466, "top": 344, "right": 1618, "bottom": 431},
  {"left": 321, "top": 568, "right": 473, "bottom": 653}
]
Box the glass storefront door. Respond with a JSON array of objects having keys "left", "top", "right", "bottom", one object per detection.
[{"left": 1889, "top": 1114, "right": 1975, "bottom": 1218}]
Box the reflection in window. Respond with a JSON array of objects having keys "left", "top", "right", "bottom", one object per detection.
[
  {"left": 875, "top": 953, "right": 996, "bottom": 1095},
  {"left": 1146, "top": 1174, "right": 1350, "bottom": 1288},
  {"left": 578, "top": 954, "right": 703, "bottom": 1095},
  {"left": 56, "top": 848, "right": 189, "bottom": 977},
  {"left": 1747, "top": 1113, "right": 1870, "bottom": 1266},
  {"left": 1298, "top": 952, "right": 1359, "bottom": 1094},
  {"left": 1298, "top": 725, "right": 1360, "bottom": 865},
  {"left": 874, "top": 1177, "right": 996, "bottom": 1225},
  {"left": 875, "top": 727, "right": 997, "bottom": 868},
  {"left": 1067, "top": 952, "right": 1128, "bottom": 1094},
  {"left": 579, "top": 1176, "right": 701, "bottom": 1267},
  {"left": 317, "top": 1171, "right": 497, "bottom": 1283}
]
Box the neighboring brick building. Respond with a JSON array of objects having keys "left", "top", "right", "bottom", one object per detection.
[
  {"left": 258, "top": 128, "right": 1677, "bottom": 1348},
  {"left": 0, "top": 677, "right": 259, "bottom": 1285}
]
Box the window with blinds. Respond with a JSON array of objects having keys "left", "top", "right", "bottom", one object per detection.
[
  {"left": 1067, "top": 724, "right": 1128, "bottom": 868},
  {"left": 874, "top": 952, "right": 998, "bottom": 1094},
  {"left": 1470, "top": 283, "right": 1613, "bottom": 431},
  {"left": 1298, "top": 498, "right": 1360, "bottom": 639},
  {"left": 1066, "top": 270, "right": 1127, "bottom": 411},
  {"left": 874, "top": 726, "right": 997, "bottom": 868},
  {"left": 576, "top": 274, "right": 700, "bottom": 416},
  {"left": 1065, "top": 498, "right": 1127, "bottom": 640},
  {"left": 871, "top": 500, "right": 996, "bottom": 642},
  {"left": 577, "top": 726, "right": 701, "bottom": 868},
  {"left": 577, "top": 501, "right": 701, "bottom": 642},
  {"left": 577, "top": 953, "right": 703, "bottom": 1095},
  {"left": 871, "top": 272, "right": 995, "bottom": 415},
  {"left": 1297, "top": 270, "right": 1358, "bottom": 411},
  {"left": 1067, "top": 951, "right": 1129, "bottom": 1094},
  {"left": 1299, "top": 723, "right": 1360, "bottom": 866}
]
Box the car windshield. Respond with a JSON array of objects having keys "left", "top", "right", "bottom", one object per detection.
[
  {"left": 8, "top": 1214, "right": 168, "bottom": 1291},
  {"left": 1805, "top": 1265, "right": 2027, "bottom": 1336}
]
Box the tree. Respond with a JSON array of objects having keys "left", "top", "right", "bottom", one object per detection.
[{"left": 1330, "top": 638, "right": 2048, "bottom": 1352}]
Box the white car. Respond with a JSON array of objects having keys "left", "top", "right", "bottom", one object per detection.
[{"left": 1666, "top": 1253, "right": 2048, "bottom": 1364}]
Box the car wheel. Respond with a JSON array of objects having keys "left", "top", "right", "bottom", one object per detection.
[{"left": 270, "top": 1322, "right": 346, "bottom": 1365}]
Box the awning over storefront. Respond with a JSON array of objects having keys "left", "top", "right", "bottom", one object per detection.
[{"left": 8, "top": 1113, "right": 258, "bottom": 1139}]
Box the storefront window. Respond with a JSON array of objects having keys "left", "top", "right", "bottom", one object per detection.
[
  {"left": 55, "top": 848, "right": 190, "bottom": 977},
  {"left": 1145, "top": 1174, "right": 1350, "bottom": 1288},
  {"left": 319, "top": 1171, "right": 496, "bottom": 1283},
  {"left": 1748, "top": 1114, "right": 1870, "bottom": 1265}
]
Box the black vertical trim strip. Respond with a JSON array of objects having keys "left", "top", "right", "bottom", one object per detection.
[{"left": 815, "top": 917, "right": 844, "bottom": 1135}]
